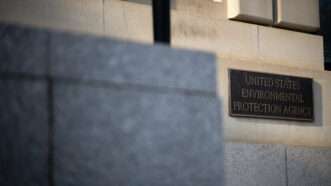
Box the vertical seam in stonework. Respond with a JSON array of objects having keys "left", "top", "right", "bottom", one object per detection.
[
  {"left": 47, "top": 78, "right": 55, "bottom": 186},
  {"left": 46, "top": 32, "right": 55, "bottom": 186},
  {"left": 285, "top": 146, "right": 289, "bottom": 186},
  {"left": 46, "top": 32, "right": 51, "bottom": 76},
  {"left": 257, "top": 26, "right": 260, "bottom": 53},
  {"left": 102, "top": 0, "right": 106, "bottom": 33}
]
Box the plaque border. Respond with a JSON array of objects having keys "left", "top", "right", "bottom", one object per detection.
[{"left": 228, "top": 68, "right": 314, "bottom": 122}]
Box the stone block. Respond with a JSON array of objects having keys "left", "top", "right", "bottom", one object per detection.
[
  {"left": 53, "top": 83, "right": 223, "bottom": 186},
  {"left": 286, "top": 126, "right": 331, "bottom": 148},
  {"left": 218, "top": 59, "right": 331, "bottom": 147},
  {"left": 224, "top": 143, "right": 286, "bottom": 186},
  {"left": 227, "top": 0, "right": 273, "bottom": 25},
  {"left": 175, "top": 0, "right": 227, "bottom": 20},
  {"left": 0, "top": 23, "right": 48, "bottom": 75},
  {"left": 258, "top": 26, "right": 324, "bottom": 71},
  {"left": 104, "top": 0, "right": 129, "bottom": 40},
  {"left": 122, "top": 1, "right": 153, "bottom": 43},
  {"left": 104, "top": 0, "right": 153, "bottom": 43},
  {"left": 287, "top": 146, "right": 331, "bottom": 186},
  {"left": 276, "top": 0, "right": 320, "bottom": 32},
  {"left": 172, "top": 12, "right": 259, "bottom": 61},
  {"left": 0, "top": 79, "right": 48, "bottom": 186},
  {"left": 0, "top": 0, "right": 104, "bottom": 35},
  {"left": 50, "top": 31, "right": 217, "bottom": 93}
]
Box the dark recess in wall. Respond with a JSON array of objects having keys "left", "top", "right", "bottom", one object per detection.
[
  {"left": 320, "top": 0, "right": 331, "bottom": 70},
  {"left": 152, "top": 0, "right": 171, "bottom": 44}
]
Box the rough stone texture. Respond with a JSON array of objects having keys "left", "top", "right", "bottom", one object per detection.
[
  {"left": 103, "top": 0, "right": 129, "bottom": 40},
  {"left": 175, "top": 0, "right": 227, "bottom": 20},
  {"left": 227, "top": 0, "right": 273, "bottom": 25},
  {"left": 53, "top": 83, "right": 223, "bottom": 186},
  {"left": 258, "top": 26, "right": 324, "bottom": 71},
  {"left": 50, "top": 31, "right": 216, "bottom": 93},
  {"left": 0, "top": 23, "right": 48, "bottom": 75},
  {"left": 172, "top": 12, "right": 259, "bottom": 62},
  {"left": 104, "top": 0, "right": 153, "bottom": 43},
  {"left": 0, "top": 0, "right": 104, "bottom": 35},
  {"left": 0, "top": 22, "right": 222, "bottom": 186},
  {"left": 0, "top": 79, "right": 48, "bottom": 186},
  {"left": 224, "top": 143, "right": 286, "bottom": 186},
  {"left": 287, "top": 147, "right": 331, "bottom": 186},
  {"left": 276, "top": 0, "right": 320, "bottom": 32}
]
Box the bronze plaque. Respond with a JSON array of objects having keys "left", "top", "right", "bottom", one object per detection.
[{"left": 229, "top": 69, "right": 314, "bottom": 121}]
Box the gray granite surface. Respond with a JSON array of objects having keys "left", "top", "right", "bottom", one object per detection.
[
  {"left": 53, "top": 82, "right": 223, "bottom": 186},
  {"left": 0, "top": 79, "right": 49, "bottom": 186},
  {"left": 5, "top": 22, "right": 331, "bottom": 186},
  {"left": 0, "top": 23, "right": 48, "bottom": 75},
  {"left": 0, "top": 22, "right": 221, "bottom": 186},
  {"left": 287, "top": 146, "right": 331, "bottom": 186},
  {"left": 224, "top": 143, "right": 286, "bottom": 186},
  {"left": 49, "top": 32, "right": 216, "bottom": 93},
  {"left": 0, "top": 22, "right": 217, "bottom": 93}
]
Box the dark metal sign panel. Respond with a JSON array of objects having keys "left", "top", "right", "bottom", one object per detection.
[{"left": 229, "top": 69, "right": 314, "bottom": 121}]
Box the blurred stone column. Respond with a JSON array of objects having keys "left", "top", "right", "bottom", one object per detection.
[{"left": 0, "top": 23, "right": 224, "bottom": 186}]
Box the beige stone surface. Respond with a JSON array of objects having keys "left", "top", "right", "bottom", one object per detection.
[
  {"left": 258, "top": 26, "right": 324, "bottom": 71},
  {"left": 104, "top": 0, "right": 153, "bottom": 43},
  {"left": 227, "top": 0, "right": 273, "bottom": 25},
  {"left": 175, "top": 0, "right": 227, "bottom": 20},
  {"left": 276, "top": 0, "right": 320, "bottom": 32},
  {"left": 172, "top": 11, "right": 259, "bottom": 62},
  {"left": 123, "top": 1, "right": 153, "bottom": 43},
  {"left": 218, "top": 59, "right": 331, "bottom": 147},
  {"left": 172, "top": 4, "right": 324, "bottom": 72},
  {"left": 0, "top": 0, "right": 104, "bottom": 35},
  {"left": 104, "top": 0, "right": 129, "bottom": 40}
]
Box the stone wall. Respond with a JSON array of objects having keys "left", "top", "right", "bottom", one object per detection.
[
  {"left": 0, "top": 0, "right": 153, "bottom": 41},
  {"left": 0, "top": 23, "right": 223, "bottom": 186},
  {"left": 2, "top": 22, "right": 331, "bottom": 186},
  {"left": 1, "top": 1, "right": 331, "bottom": 184},
  {"left": 0, "top": 0, "right": 324, "bottom": 71}
]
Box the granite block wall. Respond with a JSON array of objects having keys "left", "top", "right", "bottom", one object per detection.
[
  {"left": 224, "top": 143, "right": 286, "bottom": 186},
  {"left": 0, "top": 79, "right": 49, "bottom": 186},
  {"left": 0, "top": 23, "right": 223, "bottom": 186},
  {"left": 1, "top": 23, "right": 331, "bottom": 186},
  {"left": 287, "top": 146, "right": 331, "bottom": 186}
]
